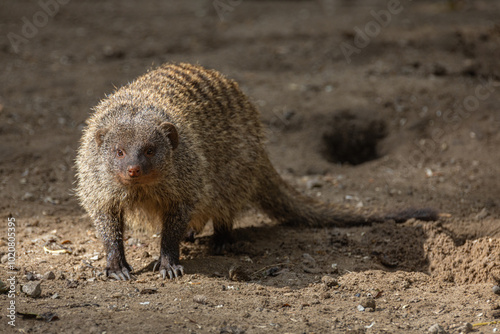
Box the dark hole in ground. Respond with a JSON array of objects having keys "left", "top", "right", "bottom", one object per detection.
[{"left": 321, "top": 110, "right": 387, "bottom": 165}]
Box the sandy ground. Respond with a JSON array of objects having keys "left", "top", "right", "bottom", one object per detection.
[{"left": 1, "top": 0, "right": 500, "bottom": 333}]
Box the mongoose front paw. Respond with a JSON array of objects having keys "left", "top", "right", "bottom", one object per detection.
[
  {"left": 153, "top": 260, "right": 184, "bottom": 279},
  {"left": 105, "top": 262, "right": 133, "bottom": 281}
]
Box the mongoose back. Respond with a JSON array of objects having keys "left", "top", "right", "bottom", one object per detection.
[{"left": 76, "top": 63, "right": 437, "bottom": 280}]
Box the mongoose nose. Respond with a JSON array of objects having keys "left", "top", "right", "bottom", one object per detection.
[{"left": 128, "top": 166, "right": 141, "bottom": 178}]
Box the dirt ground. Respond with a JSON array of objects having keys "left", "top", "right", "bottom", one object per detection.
[{"left": 1, "top": 0, "right": 500, "bottom": 333}]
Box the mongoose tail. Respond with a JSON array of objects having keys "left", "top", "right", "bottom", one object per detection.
[{"left": 256, "top": 158, "right": 439, "bottom": 227}]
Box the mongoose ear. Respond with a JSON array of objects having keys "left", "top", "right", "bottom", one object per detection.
[
  {"left": 95, "top": 128, "right": 109, "bottom": 147},
  {"left": 160, "top": 122, "right": 179, "bottom": 150}
]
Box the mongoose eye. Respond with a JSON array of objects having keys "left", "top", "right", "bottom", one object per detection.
[
  {"left": 116, "top": 149, "right": 125, "bottom": 158},
  {"left": 145, "top": 147, "right": 155, "bottom": 157}
]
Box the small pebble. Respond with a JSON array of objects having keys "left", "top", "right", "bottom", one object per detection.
[
  {"left": 302, "top": 253, "right": 319, "bottom": 273},
  {"left": 22, "top": 281, "right": 41, "bottom": 298},
  {"left": 220, "top": 326, "right": 245, "bottom": 334},
  {"left": 193, "top": 295, "right": 207, "bottom": 305},
  {"left": 302, "top": 266, "right": 320, "bottom": 274},
  {"left": 357, "top": 304, "right": 365, "bottom": 312},
  {"left": 360, "top": 296, "right": 376, "bottom": 310},
  {"left": 321, "top": 275, "right": 338, "bottom": 288},
  {"left": 127, "top": 238, "right": 139, "bottom": 246},
  {"left": 26, "top": 272, "right": 37, "bottom": 281},
  {"left": 428, "top": 323, "right": 448, "bottom": 334},
  {"left": 493, "top": 285, "right": 500, "bottom": 295},
  {"left": 476, "top": 208, "right": 489, "bottom": 220},
  {"left": 263, "top": 267, "right": 281, "bottom": 277},
  {"left": 302, "top": 253, "right": 316, "bottom": 264},
  {"left": 140, "top": 288, "right": 157, "bottom": 295},
  {"left": 66, "top": 279, "right": 79, "bottom": 288},
  {"left": 44, "top": 271, "right": 56, "bottom": 280},
  {"left": 228, "top": 265, "right": 250, "bottom": 282},
  {"left": 457, "top": 322, "right": 473, "bottom": 334},
  {"left": 0, "top": 280, "right": 9, "bottom": 294},
  {"left": 22, "top": 192, "right": 36, "bottom": 201},
  {"left": 57, "top": 271, "right": 66, "bottom": 280},
  {"left": 320, "top": 292, "right": 331, "bottom": 299},
  {"left": 306, "top": 178, "right": 323, "bottom": 190},
  {"left": 1, "top": 254, "right": 10, "bottom": 263},
  {"left": 44, "top": 196, "right": 59, "bottom": 204}
]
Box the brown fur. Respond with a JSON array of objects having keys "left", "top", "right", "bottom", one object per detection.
[{"left": 75, "top": 63, "right": 436, "bottom": 280}]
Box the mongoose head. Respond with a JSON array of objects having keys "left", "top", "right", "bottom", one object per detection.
[{"left": 94, "top": 119, "right": 178, "bottom": 187}]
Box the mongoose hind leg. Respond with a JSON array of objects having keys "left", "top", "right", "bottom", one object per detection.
[
  {"left": 210, "top": 218, "right": 235, "bottom": 255},
  {"left": 184, "top": 227, "right": 196, "bottom": 243},
  {"left": 95, "top": 212, "right": 133, "bottom": 281},
  {"left": 155, "top": 206, "right": 191, "bottom": 279}
]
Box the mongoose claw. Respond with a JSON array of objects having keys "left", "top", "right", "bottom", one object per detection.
[
  {"left": 105, "top": 266, "right": 133, "bottom": 281},
  {"left": 160, "top": 269, "right": 171, "bottom": 280},
  {"left": 109, "top": 272, "right": 124, "bottom": 281},
  {"left": 123, "top": 269, "right": 132, "bottom": 280},
  {"left": 155, "top": 261, "right": 184, "bottom": 279}
]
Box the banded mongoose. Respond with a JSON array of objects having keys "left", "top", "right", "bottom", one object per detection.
[{"left": 75, "top": 63, "right": 437, "bottom": 280}]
